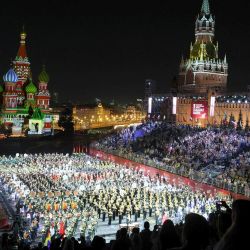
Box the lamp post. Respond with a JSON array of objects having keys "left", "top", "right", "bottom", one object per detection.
[{"left": 52, "top": 115, "right": 54, "bottom": 136}]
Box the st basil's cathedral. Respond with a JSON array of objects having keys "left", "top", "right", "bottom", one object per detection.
[{"left": 0, "top": 29, "right": 52, "bottom": 135}]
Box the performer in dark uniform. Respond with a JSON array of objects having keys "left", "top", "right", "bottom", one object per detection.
[
  {"left": 102, "top": 206, "right": 107, "bottom": 222},
  {"left": 138, "top": 204, "right": 141, "bottom": 218},
  {"left": 98, "top": 207, "right": 101, "bottom": 219},
  {"left": 135, "top": 204, "right": 139, "bottom": 222},
  {"left": 149, "top": 204, "right": 153, "bottom": 217},
  {"left": 118, "top": 207, "right": 123, "bottom": 224},
  {"left": 108, "top": 210, "right": 112, "bottom": 225},
  {"left": 143, "top": 204, "right": 147, "bottom": 220},
  {"left": 112, "top": 203, "right": 116, "bottom": 220}
]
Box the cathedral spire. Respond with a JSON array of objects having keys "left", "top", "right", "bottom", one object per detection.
[
  {"left": 12, "top": 26, "right": 30, "bottom": 86},
  {"left": 201, "top": 0, "right": 210, "bottom": 15},
  {"left": 16, "top": 26, "right": 28, "bottom": 60}
]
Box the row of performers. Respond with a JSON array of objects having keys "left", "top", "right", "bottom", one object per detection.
[{"left": 40, "top": 201, "right": 164, "bottom": 226}]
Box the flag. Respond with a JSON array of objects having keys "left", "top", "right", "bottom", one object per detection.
[
  {"left": 44, "top": 231, "right": 51, "bottom": 248},
  {"left": 231, "top": 121, "right": 237, "bottom": 128}
]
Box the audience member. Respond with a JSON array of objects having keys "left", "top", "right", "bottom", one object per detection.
[{"left": 215, "top": 199, "right": 250, "bottom": 250}]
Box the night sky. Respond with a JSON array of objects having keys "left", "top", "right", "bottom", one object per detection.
[{"left": 0, "top": 0, "right": 250, "bottom": 104}]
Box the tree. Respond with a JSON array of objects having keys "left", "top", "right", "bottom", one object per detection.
[
  {"left": 237, "top": 110, "right": 243, "bottom": 131},
  {"left": 58, "top": 107, "right": 74, "bottom": 134},
  {"left": 28, "top": 105, "right": 34, "bottom": 117},
  {"left": 221, "top": 113, "right": 228, "bottom": 129},
  {"left": 229, "top": 113, "right": 236, "bottom": 129},
  {"left": 245, "top": 116, "right": 249, "bottom": 132},
  {"left": 220, "top": 119, "right": 224, "bottom": 129}
]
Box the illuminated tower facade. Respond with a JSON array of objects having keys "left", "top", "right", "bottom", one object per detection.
[
  {"left": 12, "top": 28, "right": 30, "bottom": 106},
  {"left": 13, "top": 28, "right": 30, "bottom": 83},
  {"left": 0, "top": 29, "right": 52, "bottom": 134},
  {"left": 36, "top": 66, "right": 51, "bottom": 112},
  {"left": 178, "top": 0, "right": 228, "bottom": 94},
  {"left": 2, "top": 69, "right": 18, "bottom": 109}
]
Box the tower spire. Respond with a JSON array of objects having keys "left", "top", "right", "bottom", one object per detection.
[
  {"left": 17, "top": 26, "right": 28, "bottom": 59},
  {"left": 12, "top": 26, "right": 30, "bottom": 86},
  {"left": 201, "top": 0, "right": 210, "bottom": 15},
  {"left": 190, "top": 42, "right": 193, "bottom": 58},
  {"left": 180, "top": 55, "right": 184, "bottom": 67},
  {"left": 178, "top": 0, "right": 228, "bottom": 94},
  {"left": 224, "top": 54, "right": 227, "bottom": 64}
]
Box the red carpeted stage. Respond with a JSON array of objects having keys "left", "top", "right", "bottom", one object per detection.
[{"left": 89, "top": 148, "right": 248, "bottom": 200}]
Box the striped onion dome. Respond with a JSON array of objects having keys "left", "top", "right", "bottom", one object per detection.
[
  {"left": 0, "top": 84, "right": 3, "bottom": 92},
  {"left": 3, "top": 68, "right": 18, "bottom": 83},
  {"left": 25, "top": 79, "right": 37, "bottom": 94},
  {"left": 38, "top": 65, "right": 50, "bottom": 83}
]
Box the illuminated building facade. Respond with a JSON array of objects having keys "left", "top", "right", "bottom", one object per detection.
[
  {"left": 0, "top": 29, "right": 52, "bottom": 135},
  {"left": 73, "top": 103, "right": 145, "bottom": 130}
]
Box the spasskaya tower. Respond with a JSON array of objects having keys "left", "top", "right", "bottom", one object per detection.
[{"left": 178, "top": 0, "right": 228, "bottom": 94}]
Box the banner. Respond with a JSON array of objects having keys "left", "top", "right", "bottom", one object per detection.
[
  {"left": 210, "top": 96, "right": 215, "bottom": 117},
  {"left": 191, "top": 100, "right": 208, "bottom": 119},
  {"left": 148, "top": 97, "right": 152, "bottom": 114},
  {"left": 172, "top": 97, "right": 177, "bottom": 115}
]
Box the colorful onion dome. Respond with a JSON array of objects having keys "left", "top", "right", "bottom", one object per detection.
[
  {"left": 3, "top": 68, "right": 18, "bottom": 83},
  {"left": 38, "top": 65, "right": 50, "bottom": 83},
  {"left": 0, "top": 84, "right": 3, "bottom": 92},
  {"left": 25, "top": 79, "right": 37, "bottom": 94}
]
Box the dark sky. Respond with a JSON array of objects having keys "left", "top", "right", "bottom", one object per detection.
[{"left": 0, "top": 0, "right": 250, "bottom": 104}]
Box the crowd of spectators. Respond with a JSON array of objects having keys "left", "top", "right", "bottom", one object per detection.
[{"left": 93, "top": 121, "right": 250, "bottom": 196}]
